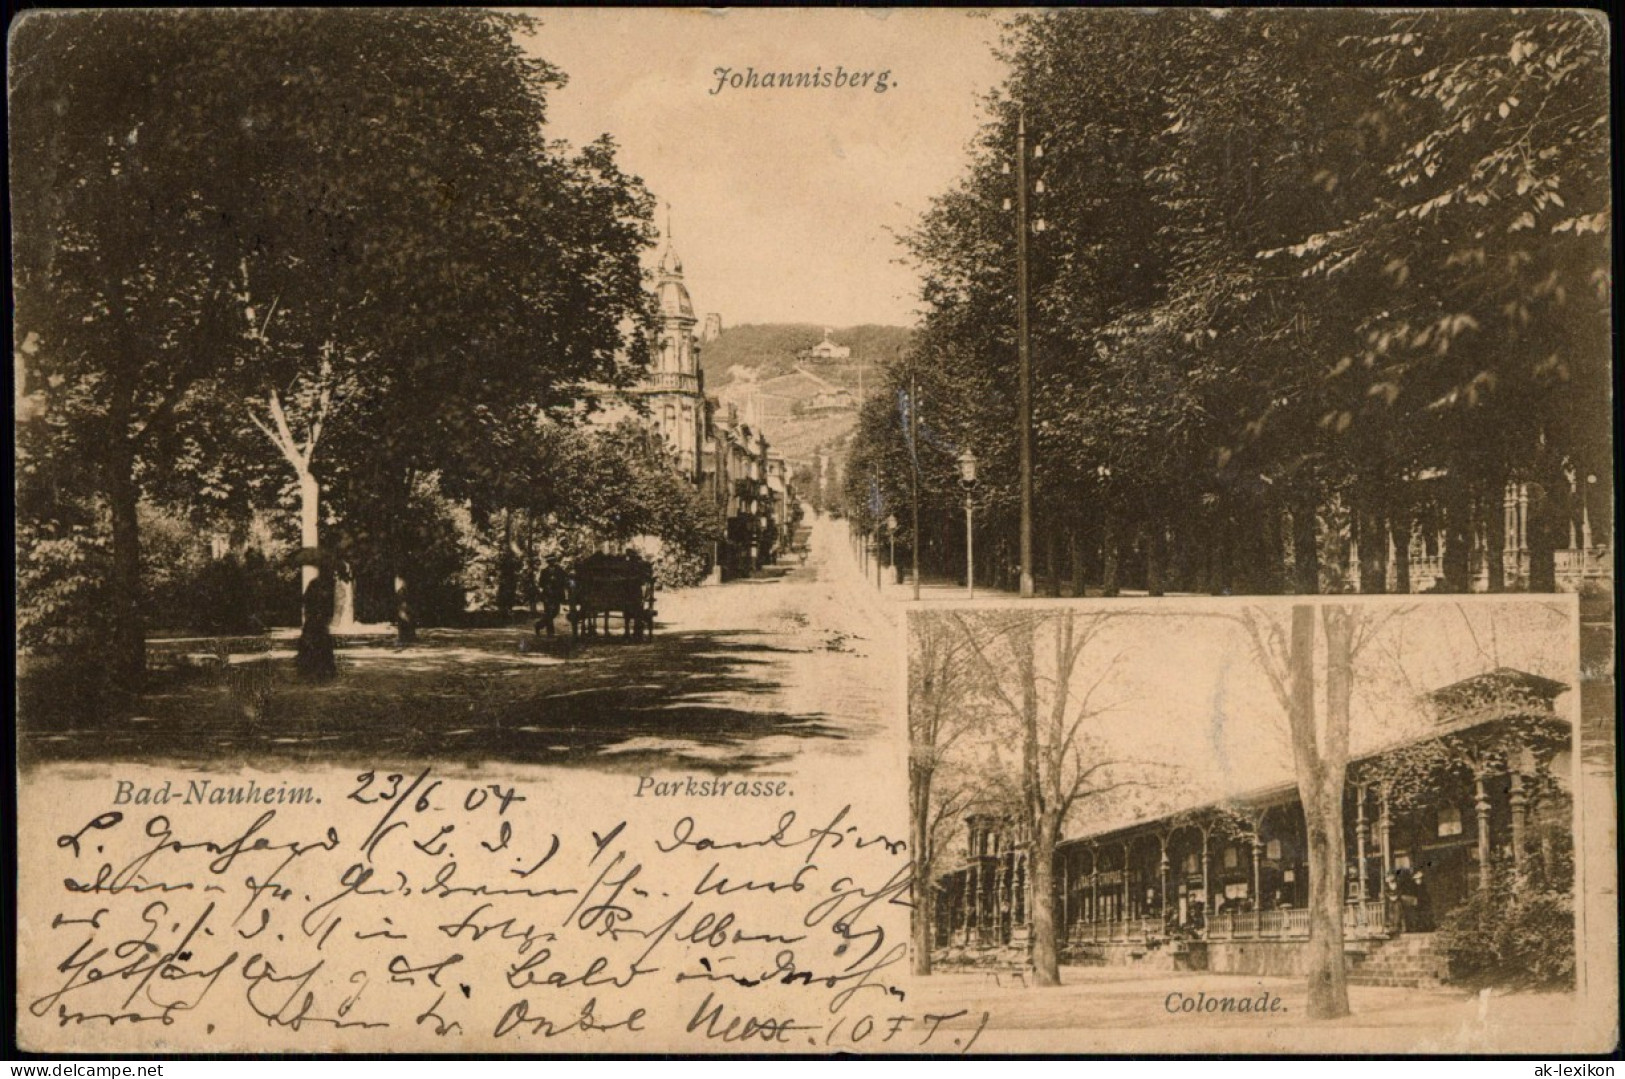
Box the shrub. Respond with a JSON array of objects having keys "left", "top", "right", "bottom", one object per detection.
[
  {"left": 17, "top": 522, "right": 114, "bottom": 653},
  {"left": 1436, "top": 861, "right": 1575, "bottom": 989}
]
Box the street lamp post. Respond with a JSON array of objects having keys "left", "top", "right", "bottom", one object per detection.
[
  {"left": 958, "top": 449, "right": 979, "bottom": 599},
  {"left": 886, "top": 514, "right": 898, "bottom": 587}
]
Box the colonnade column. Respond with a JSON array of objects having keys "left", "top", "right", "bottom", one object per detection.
[
  {"left": 1250, "top": 833, "right": 1263, "bottom": 910},
  {"left": 1508, "top": 770, "right": 1527, "bottom": 879},
  {"left": 970, "top": 862, "right": 981, "bottom": 945},
  {"left": 1201, "top": 829, "right": 1212, "bottom": 915},
  {"left": 1159, "top": 836, "right": 1170, "bottom": 922},
  {"left": 1355, "top": 784, "right": 1369, "bottom": 902},
  {"left": 1060, "top": 852, "right": 1071, "bottom": 941},
  {"left": 1090, "top": 848, "right": 1099, "bottom": 929},
  {"left": 1474, "top": 765, "right": 1493, "bottom": 892},
  {"left": 1121, "top": 842, "right": 1131, "bottom": 920},
  {"left": 1378, "top": 783, "right": 1394, "bottom": 878}
]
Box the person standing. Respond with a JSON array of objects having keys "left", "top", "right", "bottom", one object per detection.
[
  {"left": 296, "top": 564, "right": 338, "bottom": 682},
  {"left": 1412, "top": 869, "right": 1434, "bottom": 932},
  {"left": 536, "top": 555, "right": 571, "bottom": 638}
]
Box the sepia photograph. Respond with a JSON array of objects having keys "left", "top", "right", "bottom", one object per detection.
[{"left": 9, "top": 6, "right": 1614, "bottom": 1058}]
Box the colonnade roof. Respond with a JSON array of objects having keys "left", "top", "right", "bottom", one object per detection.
[{"left": 1045, "top": 670, "right": 1570, "bottom": 854}]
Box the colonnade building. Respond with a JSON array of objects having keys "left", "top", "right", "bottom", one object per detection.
[{"left": 930, "top": 668, "right": 1573, "bottom": 986}]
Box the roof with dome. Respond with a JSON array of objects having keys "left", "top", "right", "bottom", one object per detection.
[{"left": 656, "top": 241, "right": 694, "bottom": 320}]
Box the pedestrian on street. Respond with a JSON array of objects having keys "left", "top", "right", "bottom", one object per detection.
[{"left": 536, "top": 554, "right": 571, "bottom": 638}]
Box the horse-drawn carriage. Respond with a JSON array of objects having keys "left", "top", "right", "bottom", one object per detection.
[{"left": 568, "top": 552, "right": 656, "bottom": 641}]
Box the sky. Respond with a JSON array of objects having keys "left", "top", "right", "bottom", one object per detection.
[
  {"left": 520, "top": 9, "right": 1010, "bottom": 328},
  {"left": 921, "top": 599, "right": 1577, "bottom": 835}
]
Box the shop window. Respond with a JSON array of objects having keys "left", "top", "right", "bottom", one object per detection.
[
  {"left": 1437, "top": 805, "right": 1463, "bottom": 838},
  {"left": 1223, "top": 847, "right": 1238, "bottom": 870},
  {"left": 1182, "top": 852, "right": 1198, "bottom": 875},
  {"left": 1266, "top": 839, "right": 1282, "bottom": 861}
]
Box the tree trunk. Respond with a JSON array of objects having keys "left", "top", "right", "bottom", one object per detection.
[
  {"left": 1357, "top": 505, "right": 1388, "bottom": 594},
  {"left": 1260, "top": 504, "right": 1287, "bottom": 595},
  {"left": 1044, "top": 527, "right": 1061, "bottom": 597},
  {"left": 298, "top": 469, "right": 320, "bottom": 592},
  {"left": 1146, "top": 520, "right": 1167, "bottom": 597},
  {"left": 496, "top": 509, "right": 518, "bottom": 615},
  {"left": 394, "top": 572, "right": 417, "bottom": 645},
  {"left": 1030, "top": 819, "right": 1060, "bottom": 986},
  {"left": 1068, "top": 530, "right": 1085, "bottom": 598},
  {"left": 1292, "top": 490, "right": 1320, "bottom": 594},
  {"left": 331, "top": 574, "right": 357, "bottom": 632},
  {"left": 106, "top": 446, "right": 146, "bottom": 698},
  {"left": 909, "top": 763, "right": 934, "bottom": 977},
  {"left": 1286, "top": 604, "right": 1352, "bottom": 1020},
  {"left": 1525, "top": 451, "right": 1565, "bottom": 593},
  {"left": 1442, "top": 472, "right": 1473, "bottom": 593},
  {"left": 1101, "top": 513, "right": 1120, "bottom": 598},
  {"left": 1389, "top": 514, "right": 1412, "bottom": 594},
  {"left": 1484, "top": 477, "right": 1507, "bottom": 593},
  {"left": 1015, "top": 614, "right": 1060, "bottom": 986}
]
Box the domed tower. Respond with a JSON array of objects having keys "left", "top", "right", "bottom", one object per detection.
[{"left": 645, "top": 215, "right": 704, "bottom": 479}]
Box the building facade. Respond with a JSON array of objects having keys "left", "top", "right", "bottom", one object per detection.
[
  {"left": 642, "top": 243, "right": 706, "bottom": 481},
  {"left": 627, "top": 234, "right": 796, "bottom": 578}
]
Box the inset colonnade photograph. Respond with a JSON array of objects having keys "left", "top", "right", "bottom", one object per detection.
[{"left": 907, "top": 598, "right": 1604, "bottom": 1051}]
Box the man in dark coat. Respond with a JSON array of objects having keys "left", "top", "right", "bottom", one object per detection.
[{"left": 536, "top": 555, "right": 571, "bottom": 637}]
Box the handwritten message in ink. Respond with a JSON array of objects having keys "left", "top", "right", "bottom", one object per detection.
[{"left": 18, "top": 766, "right": 987, "bottom": 1053}]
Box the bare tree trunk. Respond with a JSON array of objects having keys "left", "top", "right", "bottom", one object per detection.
[
  {"left": 1015, "top": 616, "right": 1061, "bottom": 986},
  {"left": 1302, "top": 606, "right": 1354, "bottom": 1018},
  {"left": 1030, "top": 819, "right": 1060, "bottom": 986},
  {"left": 910, "top": 760, "right": 934, "bottom": 977}
]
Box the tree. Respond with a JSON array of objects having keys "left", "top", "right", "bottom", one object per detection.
[
  {"left": 1237, "top": 603, "right": 1399, "bottom": 1018},
  {"left": 908, "top": 613, "right": 982, "bottom": 975},
  {"left": 12, "top": 11, "right": 266, "bottom": 691},
  {"left": 859, "top": 10, "right": 1609, "bottom": 598},
  {"left": 12, "top": 10, "right": 658, "bottom": 664},
  {"left": 953, "top": 609, "right": 1149, "bottom": 986}
]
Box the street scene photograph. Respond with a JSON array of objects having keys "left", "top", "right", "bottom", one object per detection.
[{"left": 907, "top": 599, "right": 1612, "bottom": 1051}]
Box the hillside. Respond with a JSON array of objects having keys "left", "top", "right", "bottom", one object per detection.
[
  {"left": 700, "top": 323, "right": 911, "bottom": 389},
  {"left": 699, "top": 323, "right": 910, "bottom": 466}
]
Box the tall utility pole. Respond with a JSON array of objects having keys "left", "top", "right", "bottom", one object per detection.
[
  {"left": 910, "top": 366, "right": 921, "bottom": 601},
  {"left": 1015, "top": 109, "right": 1035, "bottom": 598}
]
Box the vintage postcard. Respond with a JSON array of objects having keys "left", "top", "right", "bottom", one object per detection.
[{"left": 10, "top": 7, "right": 1614, "bottom": 1056}]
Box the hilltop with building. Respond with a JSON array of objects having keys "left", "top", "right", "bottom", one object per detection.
[{"left": 697, "top": 321, "right": 909, "bottom": 477}]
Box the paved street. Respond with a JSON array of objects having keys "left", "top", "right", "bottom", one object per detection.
[{"left": 18, "top": 513, "right": 898, "bottom": 772}]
